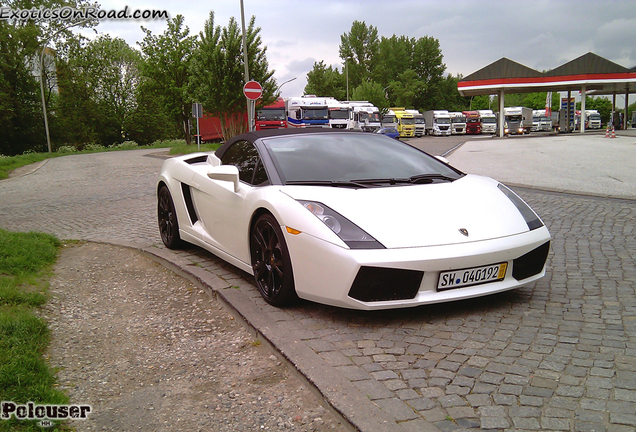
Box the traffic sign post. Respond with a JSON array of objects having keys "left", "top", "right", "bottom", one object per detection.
[
  {"left": 243, "top": 81, "right": 262, "bottom": 100},
  {"left": 243, "top": 81, "right": 262, "bottom": 132}
]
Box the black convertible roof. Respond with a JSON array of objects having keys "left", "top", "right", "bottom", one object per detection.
[{"left": 215, "top": 128, "right": 358, "bottom": 159}]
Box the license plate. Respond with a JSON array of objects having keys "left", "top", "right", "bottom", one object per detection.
[{"left": 437, "top": 262, "right": 507, "bottom": 291}]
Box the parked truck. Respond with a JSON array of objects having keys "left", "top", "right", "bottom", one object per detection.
[
  {"left": 382, "top": 110, "right": 398, "bottom": 129},
  {"left": 326, "top": 98, "right": 350, "bottom": 129},
  {"left": 391, "top": 108, "right": 415, "bottom": 138},
  {"left": 347, "top": 101, "right": 382, "bottom": 132},
  {"left": 463, "top": 110, "right": 482, "bottom": 134},
  {"left": 255, "top": 97, "right": 287, "bottom": 131},
  {"left": 406, "top": 109, "right": 425, "bottom": 137},
  {"left": 285, "top": 96, "right": 330, "bottom": 128},
  {"left": 449, "top": 112, "right": 466, "bottom": 134},
  {"left": 503, "top": 107, "right": 533, "bottom": 135},
  {"left": 423, "top": 110, "right": 452, "bottom": 136},
  {"left": 477, "top": 110, "right": 497, "bottom": 134},
  {"left": 532, "top": 109, "right": 552, "bottom": 132},
  {"left": 575, "top": 110, "right": 602, "bottom": 129}
]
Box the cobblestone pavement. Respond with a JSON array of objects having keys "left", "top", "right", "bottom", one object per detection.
[{"left": 1, "top": 148, "right": 635, "bottom": 432}]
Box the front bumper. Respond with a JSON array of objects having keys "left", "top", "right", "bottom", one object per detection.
[{"left": 284, "top": 226, "right": 551, "bottom": 310}]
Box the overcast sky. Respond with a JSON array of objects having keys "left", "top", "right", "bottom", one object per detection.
[{"left": 78, "top": 0, "right": 636, "bottom": 101}]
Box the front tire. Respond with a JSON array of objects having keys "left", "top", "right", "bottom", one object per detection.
[
  {"left": 158, "top": 185, "right": 184, "bottom": 249},
  {"left": 250, "top": 213, "right": 297, "bottom": 307}
]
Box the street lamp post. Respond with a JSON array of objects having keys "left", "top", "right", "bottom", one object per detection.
[{"left": 277, "top": 77, "right": 297, "bottom": 95}]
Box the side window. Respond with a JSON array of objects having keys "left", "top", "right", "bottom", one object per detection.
[{"left": 220, "top": 140, "right": 269, "bottom": 186}]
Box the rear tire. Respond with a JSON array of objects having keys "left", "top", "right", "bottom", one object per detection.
[{"left": 250, "top": 213, "right": 297, "bottom": 307}]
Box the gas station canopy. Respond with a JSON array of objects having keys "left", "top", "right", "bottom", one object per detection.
[
  {"left": 457, "top": 52, "right": 636, "bottom": 135},
  {"left": 458, "top": 52, "right": 636, "bottom": 96}
]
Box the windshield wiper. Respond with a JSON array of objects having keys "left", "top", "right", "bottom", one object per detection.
[
  {"left": 285, "top": 180, "right": 370, "bottom": 188},
  {"left": 350, "top": 174, "right": 460, "bottom": 186}
]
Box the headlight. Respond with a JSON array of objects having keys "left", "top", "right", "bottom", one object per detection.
[
  {"left": 298, "top": 200, "right": 384, "bottom": 249},
  {"left": 497, "top": 184, "right": 544, "bottom": 230}
]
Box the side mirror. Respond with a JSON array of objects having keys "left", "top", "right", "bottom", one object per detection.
[{"left": 207, "top": 165, "right": 240, "bottom": 192}]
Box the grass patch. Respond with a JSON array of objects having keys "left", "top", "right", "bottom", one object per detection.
[
  {"left": 0, "top": 229, "right": 69, "bottom": 431},
  {"left": 0, "top": 138, "right": 220, "bottom": 180},
  {"left": 168, "top": 141, "right": 221, "bottom": 155}
]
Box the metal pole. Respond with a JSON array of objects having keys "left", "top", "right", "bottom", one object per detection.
[
  {"left": 498, "top": 89, "right": 505, "bottom": 137},
  {"left": 580, "top": 85, "right": 586, "bottom": 134},
  {"left": 240, "top": 0, "right": 253, "bottom": 131},
  {"left": 39, "top": 46, "right": 53, "bottom": 153},
  {"left": 625, "top": 85, "right": 629, "bottom": 130},
  {"left": 39, "top": 20, "right": 88, "bottom": 153}
]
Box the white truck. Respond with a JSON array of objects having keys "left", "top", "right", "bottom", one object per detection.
[
  {"left": 345, "top": 101, "right": 382, "bottom": 132},
  {"left": 423, "top": 110, "right": 452, "bottom": 136},
  {"left": 382, "top": 109, "right": 398, "bottom": 129},
  {"left": 326, "top": 98, "right": 350, "bottom": 129},
  {"left": 448, "top": 112, "right": 466, "bottom": 134},
  {"left": 477, "top": 109, "right": 497, "bottom": 134},
  {"left": 285, "top": 96, "right": 330, "bottom": 128},
  {"left": 585, "top": 110, "right": 602, "bottom": 129},
  {"left": 406, "top": 109, "right": 426, "bottom": 137},
  {"left": 503, "top": 107, "right": 533, "bottom": 135}
]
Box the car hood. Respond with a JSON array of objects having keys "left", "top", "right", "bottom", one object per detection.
[{"left": 281, "top": 175, "right": 532, "bottom": 249}]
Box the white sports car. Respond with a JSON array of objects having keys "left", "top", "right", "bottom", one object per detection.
[{"left": 157, "top": 129, "right": 551, "bottom": 310}]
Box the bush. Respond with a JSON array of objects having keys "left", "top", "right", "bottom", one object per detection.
[{"left": 55, "top": 145, "right": 77, "bottom": 153}]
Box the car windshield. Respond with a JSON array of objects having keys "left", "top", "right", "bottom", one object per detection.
[
  {"left": 482, "top": 117, "right": 496, "bottom": 123},
  {"left": 451, "top": 116, "right": 465, "bottom": 123},
  {"left": 262, "top": 133, "right": 462, "bottom": 185},
  {"left": 436, "top": 118, "right": 451, "bottom": 124},
  {"left": 382, "top": 115, "right": 396, "bottom": 124},
  {"left": 257, "top": 108, "right": 285, "bottom": 121}
]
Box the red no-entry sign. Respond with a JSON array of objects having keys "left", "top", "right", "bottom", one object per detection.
[{"left": 243, "top": 81, "right": 263, "bottom": 100}]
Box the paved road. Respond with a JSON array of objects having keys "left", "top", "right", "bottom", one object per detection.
[{"left": 1, "top": 135, "right": 635, "bottom": 432}]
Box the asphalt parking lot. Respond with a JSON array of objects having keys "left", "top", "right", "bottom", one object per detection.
[{"left": 1, "top": 130, "right": 635, "bottom": 432}]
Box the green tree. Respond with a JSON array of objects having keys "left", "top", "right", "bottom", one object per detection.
[
  {"left": 189, "top": 11, "right": 276, "bottom": 140},
  {"left": 0, "top": 21, "right": 43, "bottom": 155},
  {"left": 56, "top": 35, "right": 141, "bottom": 147},
  {"left": 304, "top": 61, "right": 345, "bottom": 99},
  {"left": 372, "top": 35, "right": 412, "bottom": 90},
  {"left": 351, "top": 81, "right": 389, "bottom": 114},
  {"left": 339, "top": 21, "right": 379, "bottom": 90},
  {"left": 139, "top": 15, "right": 198, "bottom": 144}
]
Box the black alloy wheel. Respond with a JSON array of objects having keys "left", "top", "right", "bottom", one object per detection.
[
  {"left": 250, "top": 213, "right": 297, "bottom": 306},
  {"left": 158, "top": 185, "right": 183, "bottom": 249}
]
